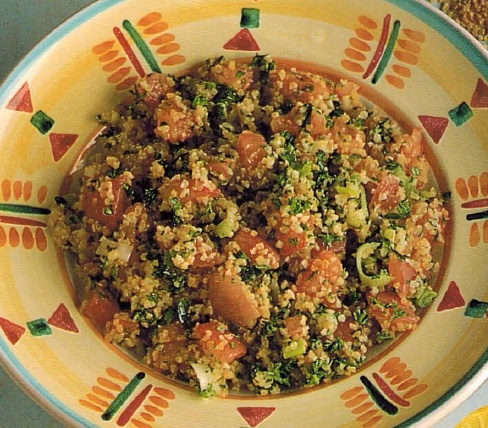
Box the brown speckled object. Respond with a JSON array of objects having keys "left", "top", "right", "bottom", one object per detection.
[{"left": 431, "top": 0, "right": 487, "bottom": 42}]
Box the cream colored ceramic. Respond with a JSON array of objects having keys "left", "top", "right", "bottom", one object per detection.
[{"left": 0, "top": 1, "right": 487, "bottom": 427}]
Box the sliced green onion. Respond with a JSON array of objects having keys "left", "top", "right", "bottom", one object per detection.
[
  {"left": 356, "top": 242, "right": 392, "bottom": 288},
  {"left": 415, "top": 289, "right": 437, "bottom": 308},
  {"left": 283, "top": 338, "right": 307, "bottom": 359},
  {"left": 347, "top": 184, "right": 369, "bottom": 228},
  {"left": 214, "top": 218, "right": 235, "bottom": 238},
  {"left": 383, "top": 228, "right": 396, "bottom": 242}
]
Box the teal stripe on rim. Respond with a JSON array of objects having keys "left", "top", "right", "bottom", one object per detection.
[
  {"left": 387, "top": 0, "right": 488, "bottom": 79},
  {"left": 0, "top": 0, "right": 123, "bottom": 109},
  {"left": 0, "top": 2, "right": 124, "bottom": 426},
  {"left": 382, "top": 3, "right": 488, "bottom": 425}
]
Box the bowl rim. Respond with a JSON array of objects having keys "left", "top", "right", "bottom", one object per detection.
[{"left": 0, "top": 0, "right": 487, "bottom": 427}]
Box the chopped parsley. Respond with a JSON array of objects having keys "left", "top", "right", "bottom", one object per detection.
[{"left": 288, "top": 198, "right": 312, "bottom": 215}]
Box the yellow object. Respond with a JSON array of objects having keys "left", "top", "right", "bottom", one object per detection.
[{"left": 456, "top": 406, "right": 488, "bottom": 428}]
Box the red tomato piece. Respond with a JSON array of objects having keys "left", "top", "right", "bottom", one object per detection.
[
  {"left": 367, "top": 291, "right": 418, "bottom": 333},
  {"left": 135, "top": 73, "right": 176, "bottom": 112},
  {"left": 270, "top": 69, "right": 331, "bottom": 103},
  {"left": 81, "top": 175, "right": 128, "bottom": 233},
  {"left": 82, "top": 290, "right": 120, "bottom": 332},
  {"left": 388, "top": 257, "right": 417, "bottom": 297},
  {"left": 270, "top": 107, "right": 328, "bottom": 139},
  {"left": 155, "top": 94, "right": 199, "bottom": 144},
  {"left": 408, "top": 200, "right": 448, "bottom": 244},
  {"left": 194, "top": 321, "right": 247, "bottom": 364},
  {"left": 334, "top": 80, "right": 360, "bottom": 100},
  {"left": 283, "top": 316, "right": 307, "bottom": 340},
  {"left": 192, "top": 237, "right": 224, "bottom": 269},
  {"left": 400, "top": 127, "right": 423, "bottom": 172},
  {"left": 312, "top": 237, "right": 346, "bottom": 256},
  {"left": 296, "top": 250, "right": 343, "bottom": 299},
  {"left": 234, "top": 228, "right": 280, "bottom": 269},
  {"left": 272, "top": 212, "right": 314, "bottom": 258},
  {"left": 149, "top": 322, "right": 188, "bottom": 367},
  {"left": 208, "top": 158, "right": 235, "bottom": 180},
  {"left": 236, "top": 131, "right": 267, "bottom": 169},
  {"left": 161, "top": 176, "right": 221, "bottom": 206},
  {"left": 333, "top": 315, "right": 355, "bottom": 343},
  {"left": 207, "top": 61, "right": 253, "bottom": 91},
  {"left": 306, "top": 110, "right": 328, "bottom": 138},
  {"left": 369, "top": 174, "right": 401, "bottom": 214},
  {"left": 276, "top": 227, "right": 308, "bottom": 257},
  {"left": 207, "top": 270, "right": 260, "bottom": 329},
  {"left": 270, "top": 112, "right": 301, "bottom": 137}
]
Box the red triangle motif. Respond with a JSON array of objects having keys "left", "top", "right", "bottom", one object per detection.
[
  {"left": 6, "top": 82, "right": 33, "bottom": 113},
  {"left": 49, "top": 133, "right": 78, "bottom": 162},
  {"left": 224, "top": 28, "right": 260, "bottom": 51},
  {"left": 0, "top": 317, "right": 26, "bottom": 345},
  {"left": 437, "top": 281, "right": 465, "bottom": 312},
  {"left": 237, "top": 407, "right": 276, "bottom": 427},
  {"left": 47, "top": 303, "right": 79, "bottom": 333},
  {"left": 470, "top": 78, "right": 488, "bottom": 108},
  {"left": 418, "top": 115, "right": 449, "bottom": 144}
]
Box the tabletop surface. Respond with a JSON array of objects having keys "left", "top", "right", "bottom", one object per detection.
[{"left": 0, "top": 1, "right": 486, "bottom": 427}]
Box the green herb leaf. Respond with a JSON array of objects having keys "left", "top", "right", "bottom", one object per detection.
[{"left": 288, "top": 198, "right": 311, "bottom": 215}]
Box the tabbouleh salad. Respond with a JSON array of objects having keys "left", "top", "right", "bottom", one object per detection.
[{"left": 50, "top": 55, "right": 449, "bottom": 397}]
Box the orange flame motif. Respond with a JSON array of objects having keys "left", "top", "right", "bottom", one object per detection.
[
  {"left": 340, "top": 357, "right": 428, "bottom": 427},
  {"left": 79, "top": 367, "right": 175, "bottom": 427},
  {"left": 0, "top": 179, "right": 49, "bottom": 251},
  {"left": 455, "top": 172, "right": 488, "bottom": 247},
  {"left": 341, "top": 15, "right": 425, "bottom": 89},
  {"left": 93, "top": 12, "right": 186, "bottom": 91}
]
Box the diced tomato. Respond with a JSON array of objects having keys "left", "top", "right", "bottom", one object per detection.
[
  {"left": 106, "top": 313, "right": 139, "bottom": 338},
  {"left": 193, "top": 251, "right": 223, "bottom": 269},
  {"left": 312, "top": 237, "right": 346, "bottom": 256},
  {"left": 388, "top": 257, "right": 417, "bottom": 297},
  {"left": 369, "top": 174, "right": 401, "bottom": 214},
  {"left": 296, "top": 250, "right": 343, "bottom": 300},
  {"left": 236, "top": 131, "right": 267, "bottom": 169},
  {"left": 283, "top": 316, "right": 307, "bottom": 340},
  {"left": 192, "top": 236, "right": 224, "bottom": 269},
  {"left": 207, "top": 61, "right": 253, "bottom": 91},
  {"left": 270, "top": 112, "right": 301, "bottom": 137},
  {"left": 272, "top": 211, "right": 314, "bottom": 258},
  {"left": 161, "top": 175, "right": 221, "bottom": 206},
  {"left": 208, "top": 158, "right": 235, "bottom": 180},
  {"left": 135, "top": 73, "right": 176, "bottom": 112},
  {"left": 334, "top": 80, "right": 360, "bottom": 100},
  {"left": 277, "top": 226, "right": 308, "bottom": 257},
  {"left": 367, "top": 291, "right": 418, "bottom": 333},
  {"left": 333, "top": 315, "right": 355, "bottom": 343},
  {"left": 155, "top": 94, "right": 199, "bottom": 144},
  {"left": 234, "top": 228, "right": 280, "bottom": 269},
  {"left": 400, "top": 128, "right": 423, "bottom": 172},
  {"left": 207, "top": 270, "right": 260, "bottom": 329},
  {"left": 82, "top": 290, "right": 120, "bottom": 332},
  {"left": 81, "top": 175, "right": 128, "bottom": 232},
  {"left": 331, "top": 116, "right": 366, "bottom": 156},
  {"left": 270, "top": 69, "right": 331, "bottom": 104},
  {"left": 271, "top": 106, "right": 327, "bottom": 139},
  {"left": 194, "top": 321, "right": 247, "bottom": 364},
  {"left": 408, "top": 199, "right": 448, "bottom": 244},
  {"left": 149, "top": 322, "right": 188, "bottom": 368},
  {"left": 306, "top": 110, "right": 328, "bottom": 138}
]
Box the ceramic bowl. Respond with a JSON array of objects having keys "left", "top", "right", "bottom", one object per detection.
[{"left": 0, "top": 1, "right": 487, "bottom": 427}]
